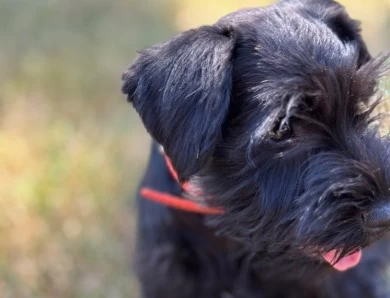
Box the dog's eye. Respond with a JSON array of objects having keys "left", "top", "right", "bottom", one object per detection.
[{"left": 269, "top": 120, "right": 292, "bottom": 141}]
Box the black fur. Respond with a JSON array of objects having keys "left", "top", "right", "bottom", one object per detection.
[{"left": 122, "top": 0, "right": 390, "bottom": 297}]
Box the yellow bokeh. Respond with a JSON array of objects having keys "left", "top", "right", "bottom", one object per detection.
[
  {"left": 174, "top": 0, "right": 389, "bottom": 29},
  {"left": 175, "top": 0, "right": 274, "bottom": 29}
]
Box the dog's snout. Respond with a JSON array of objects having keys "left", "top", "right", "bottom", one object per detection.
[{"left": 363, "top": 202, "right": 390, "bottom": 234}]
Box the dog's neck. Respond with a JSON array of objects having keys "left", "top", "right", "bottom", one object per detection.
[{"left": 140, "top": 145, "right": 224, "bottom": 215}]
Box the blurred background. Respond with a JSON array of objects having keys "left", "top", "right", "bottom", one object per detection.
[{"left": 0, "top": 0, "right": 388, "bottom": 297}]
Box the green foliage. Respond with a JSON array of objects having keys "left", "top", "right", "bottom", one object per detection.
[{"left": 0, "top": 0, "right": 175, "bottom": 101}]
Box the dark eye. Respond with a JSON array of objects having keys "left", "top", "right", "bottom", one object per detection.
[{"left": 269, "top": 118, "right": 293, "bottom": 141}]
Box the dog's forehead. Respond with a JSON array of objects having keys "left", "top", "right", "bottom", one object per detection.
[
  {"left": 221, "top": 6, "right": 349, "bottom": 61},
  {"left": 225, "top": 9, "right": 357, "bottom": 94},
  {"left": 223, "top": 6, "right": 369, "bottom": 104}
]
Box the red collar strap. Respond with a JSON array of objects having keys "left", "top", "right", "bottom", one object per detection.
[{"left": 140, "top": 153, "right": 224, "bottom": 215}]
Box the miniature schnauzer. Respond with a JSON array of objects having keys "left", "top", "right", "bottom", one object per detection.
[{"left": 122, "top": 0, "right": 390, "bottom": 297}]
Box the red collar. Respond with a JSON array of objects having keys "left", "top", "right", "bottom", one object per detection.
[{"left": 140, "top": 154, "right": 224, "bottom": 215}]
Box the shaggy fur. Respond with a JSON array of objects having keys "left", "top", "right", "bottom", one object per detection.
[{"left": 122, "top": 0, "right": 390, "bottom": 297}]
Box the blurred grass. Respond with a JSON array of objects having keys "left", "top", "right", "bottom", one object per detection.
[
  {"left": 0, "top": 0, "right": 388, "bottom": 297},
  {"left": 0, "top": 0, "right": 175, "bottom": 297}
]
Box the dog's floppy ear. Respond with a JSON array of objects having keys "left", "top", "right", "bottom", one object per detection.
[
  {"left": 282, "top": 0, "right": 371, "bottom": 66},
  {"left": 122, "top": 25, "right": 235, "bottom": 181}
]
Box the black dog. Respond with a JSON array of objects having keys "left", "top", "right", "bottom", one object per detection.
[{"left": 122, "top": 0, "right": 390, "bottom": 297}]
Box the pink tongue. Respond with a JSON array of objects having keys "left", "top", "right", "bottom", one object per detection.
[{"left": 322, "top": 249, "right": 362, "bottom": 271}]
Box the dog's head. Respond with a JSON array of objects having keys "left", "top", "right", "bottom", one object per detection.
[{"left": 122, "top": 0, "right": 389, "bottom": 277}]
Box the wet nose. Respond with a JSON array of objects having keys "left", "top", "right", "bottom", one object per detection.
[{"left": 364, "top": 202, "right": 390, "bottom": 233}]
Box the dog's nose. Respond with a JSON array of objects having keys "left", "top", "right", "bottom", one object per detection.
[{"left": 364, "top": 202, "right": 390, "bottom": 234}]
